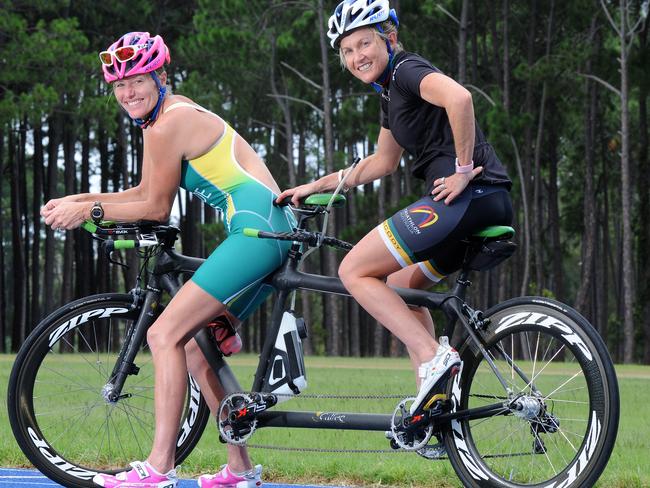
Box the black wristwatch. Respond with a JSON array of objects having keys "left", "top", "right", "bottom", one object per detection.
[{"left": 90, "top": 201, "right": 104, "bottom": 223}]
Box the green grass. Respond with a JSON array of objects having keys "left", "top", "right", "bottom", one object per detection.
[{"left": 1, "top": 354, "right": 649, "bottom": 487}]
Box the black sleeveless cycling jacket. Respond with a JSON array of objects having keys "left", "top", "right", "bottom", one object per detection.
[{"left": 380, "top": 51, "right": 511, "bottom": 190}]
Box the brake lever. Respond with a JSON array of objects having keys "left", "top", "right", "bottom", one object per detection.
[
  {"left": 107, "top": 252, "right": 129, "bottom": 269},
  {"left": 102, "top": 240, "right": 129, "bottom": 269}
]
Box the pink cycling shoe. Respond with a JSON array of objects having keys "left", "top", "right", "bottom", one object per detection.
[
  {"left": 92, "top": 461, "right": 177, "bottom": 488},
  {"left": 197, "top": 464, "right": 263, "bottom": 488}
]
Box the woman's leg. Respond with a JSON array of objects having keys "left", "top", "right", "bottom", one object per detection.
[
  {"left": 184, "top": 336, "right": 253, "bottom": 473},
  {"left": 339, "top": 230, "right": 439, "bottom": 366},
  {"left": 386, "top": 265, "right": 437, "bottom": 386},
  {"left": 145, "top": 281, "right": 228, "bottom": 473}
]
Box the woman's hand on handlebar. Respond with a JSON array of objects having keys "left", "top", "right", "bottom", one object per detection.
[
  {"left": 276, "top": 181, "right": 319, "bottom": 207},
  {"left": 41, "top": 194, "right": 80, "bottom": 215},
  {"left": 41, "top": 200, "right": 91, "bottom": 230}
]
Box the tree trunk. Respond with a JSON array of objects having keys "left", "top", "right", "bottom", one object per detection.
[
  {"left": 638, "top": 21, "right": 650, "bottom": 363},
  {"left": 19, "top": 120, "right": 30, "bottom": 330},
  {"left": 458, "top": 0, "right": 469, "bottom": 85},
  {"left": 0, "top": 125, "right": 6, "bottom": 352},
  {"left": 97, "top": 121, "right": 111, "bottom": 294},
  {"left": 44, "top": 113, "right": 62, "bottom": 313},
  {"left": 31, "top": 119, "right": 44, "bottom": 327},
  {"left": 77, "top": 119, "right": 94, "bottom": 298},
  {"left": 318, "top": 0, "right": 341, "bottom": 356},
  {"left": 519, "top": 0, "right": 538, "bottom": 296},
  {"left": 502, "top": 0, "right": 510, "bottom": 111},
  {"left": 10, "top": 123, "right": 27, "bottom": 351},
  {"left": 470, "top": 0, "right": 478, "bottom": 83},
  {"left": 575, "top": 16, "right": 599, "bottom": 316},
  {"left": 618, "top": 0, "right": 635, "bottom": 363},
  {"left": 61, "top": 119, "right": 76, "bottom": 306},
  {"left": 532, "top": 0, "right": 555, "bottom": 294},
  {"left": 599, "top": 149, "right": 612, "bottom": 348},
  {"left": 489, "top": 3, "right": 502, "bottom": 90},
  {"left": 270, "top": 33, "right": 296, "bottom": 188},
  {"left": 547, "top": 99, "right": 563, "bottom": 300},
  {"left": 346, "top": 143, "right": 361, "bottom": 357}
]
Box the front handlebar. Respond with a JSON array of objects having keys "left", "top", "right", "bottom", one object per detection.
[{"left": 80, "top": 220, "right": 180, "bottom": 256}]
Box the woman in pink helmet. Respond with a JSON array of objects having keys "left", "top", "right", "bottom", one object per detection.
[{"left": 40, "top": 31, "right": 295, "bottom": 488}]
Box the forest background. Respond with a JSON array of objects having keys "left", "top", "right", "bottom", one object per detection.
[{"left": 1, "top": 0, "right": 649, "bottom": 363}]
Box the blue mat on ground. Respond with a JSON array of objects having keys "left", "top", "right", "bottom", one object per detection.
[{"left": 0, "top": 468, "right": 346, "bottom": 488}]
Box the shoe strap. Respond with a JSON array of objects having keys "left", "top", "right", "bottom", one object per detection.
[
  {"left": 131, "top": 461, "right": 151, "bottom": 480},
  {"left": 418, "top": 363, "right": 433, "bottom": 379}
]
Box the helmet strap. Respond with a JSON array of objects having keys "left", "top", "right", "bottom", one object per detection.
[{"left": 133, "top": 72, "right": 167, "bottom": 129}]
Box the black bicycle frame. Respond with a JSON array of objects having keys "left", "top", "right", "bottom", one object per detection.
[
  {"left": 106, "top": 233, "right": 510, "bottom": 433},
  {"left": 148, "top": 243, "right": 507, "bottom": 433}
]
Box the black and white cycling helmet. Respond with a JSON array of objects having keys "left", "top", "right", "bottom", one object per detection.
[{"left": 327, "top": 0, "right": 399, "bottom": 48}]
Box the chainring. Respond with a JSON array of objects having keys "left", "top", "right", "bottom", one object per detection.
[
  {"left": 390, "top": 397, "right": 433, "bottom": 451},
  {"left": 217, "top": 393, "right": 258, "bottom": 446}
]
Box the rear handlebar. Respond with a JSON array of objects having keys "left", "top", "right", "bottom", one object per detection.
[{"left": 243, "top": 227, "right": 353, "bottom": 251}]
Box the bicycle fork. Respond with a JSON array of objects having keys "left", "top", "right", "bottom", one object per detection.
[{"left": 102, "top": 287, "right": 161, "bottom": 403}]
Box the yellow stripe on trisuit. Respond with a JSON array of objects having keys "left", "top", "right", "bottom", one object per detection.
[{"left": 381, "top": 220, "right": 414, "bottom": 266}]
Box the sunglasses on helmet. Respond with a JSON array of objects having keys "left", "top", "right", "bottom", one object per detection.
[{"left": 99, "top": 44, "right": 147, "bottom": 66}]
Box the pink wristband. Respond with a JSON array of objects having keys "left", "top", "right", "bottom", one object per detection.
[{"left": 455, "top": 158, "right": 474, "bottom": 174}]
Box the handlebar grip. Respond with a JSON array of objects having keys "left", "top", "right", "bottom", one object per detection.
[
  {"left": 274, "top": 196, "right": 293, "bottom": 207},
  {"left": 114, "top": 240, "right": 136, "bottom": 250},
  {"left": 81, "top": 220, "right": 98, "bottom": 233},
  {"left": 243, "top": 228, "right": 260, "bottom": 238},
  {"left": 102, "top": 239, "right": 136, "bottom": 253}
]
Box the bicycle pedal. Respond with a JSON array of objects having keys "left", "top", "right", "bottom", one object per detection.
[
  {"left": 416, "top": 442, "right": 447, "bottom": 460},
  {"left": 422, "top": 393, "right": 447, "bottom": 411}
]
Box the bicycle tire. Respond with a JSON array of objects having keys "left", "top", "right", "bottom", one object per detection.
[
  {"left": 444, "top": 296, "right": 619, "bottom": 487},
  {"left": 7, "top": 293, "right": 212, "bottom": 488}
]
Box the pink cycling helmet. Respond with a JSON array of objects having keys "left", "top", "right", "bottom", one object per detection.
[{"left": 101, "top": 32, "right": 170, "bottom": 83}]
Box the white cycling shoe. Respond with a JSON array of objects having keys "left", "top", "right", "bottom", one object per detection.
[{"left": 410, "top": 336, "right": 461, "bottom": 415}]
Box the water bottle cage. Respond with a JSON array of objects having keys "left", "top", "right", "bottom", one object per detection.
[{"left": 208, "top": 315, "right": 239, "bottom": 356}]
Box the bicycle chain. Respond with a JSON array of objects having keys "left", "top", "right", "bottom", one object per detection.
[
  {"left": 272, "top": 392, "right": 412, "bottom": 400},
  {"left": 229, "top": 392, "right": 512, "bottom": 456},
  {"left": 246, "top": 443, "right": 422, "bottom": 455},
  {"left": 228, "top": 391, "right": 439, "bottom": 455}
]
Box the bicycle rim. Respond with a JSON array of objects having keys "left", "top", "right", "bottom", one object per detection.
[
  {"left": 446, "top": 300, "right": 618, "bottom": 487},
  {"left": 8, "top": 295, "right": 210, "bottom": 487}
]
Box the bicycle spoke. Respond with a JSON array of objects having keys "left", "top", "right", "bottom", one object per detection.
[
  {"left": 38, "top": 364, "right": 97, "bottom": 392},
  {"left": 543, "top": 370, "right": 586, "bottom": 400},
  {"left": 108, "top": 409, "right": 129, "bottom": 461},
  {"left": 531, "top": 427, "right": 558, "bottom": 477},
  {"left": 531, "top": 331, "right": 540, "bottom": 387},
  {"left": 524, "top": 343, "right": 566, "bottom": 393},
  {"left": 60, "top": 334, "right": 107, "bottom": 379}
]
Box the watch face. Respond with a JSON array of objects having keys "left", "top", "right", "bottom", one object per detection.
[{"left": 91, "top": 205, "right": 103, "bottom": 221}]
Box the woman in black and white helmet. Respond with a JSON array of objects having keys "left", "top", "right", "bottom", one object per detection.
[{"left": 278, "top": 0, "right": 513, "bottom": 415}]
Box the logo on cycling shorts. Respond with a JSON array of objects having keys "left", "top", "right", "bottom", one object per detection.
[{"left": 410, "top": 205, "right": 439, "bottom": 229}]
